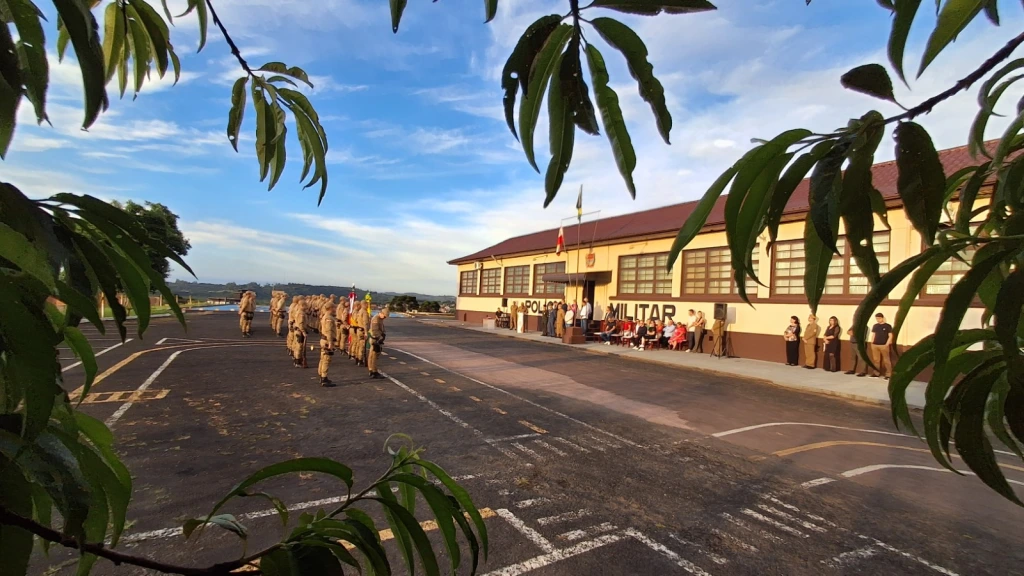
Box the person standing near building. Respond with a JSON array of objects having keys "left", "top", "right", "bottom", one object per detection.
[
  {"left": 517, "top": 302, "right": 526, "bottom": 334},
  {"left": 318, "top": 302, "right": 337, "bottom": 387},
  {"left": 783, "top": 316, "right": 801, "bottom": 366},
  {"left": 547, "top": 302, "right": 558, "bottom": 337},
  {"left": 541, "top": 303, "right": 551, "bottom": 336},
  {"left": 693, "top": 311, "right": 707, "bottom": 353},
  {"left": 239, "top": 291, "right": 255, "bottom": 338},
  {"left": 686, "top": 309, "right": 697, "bottom": 352},
  {"left": 509, "top": 301, "right": 518, "bottom": 331},
  {"left": 802, "top": 314, "right": 820, "bottom": 369},
  {"left": 556, "top": 301, "right": 567, "bottom": 338},
  {"left": 580, "top": 298, "right": 592, "bottom": 332},
  {"left": 367, "top": 307, "right": 389, "bottom": 379},
  {"left": 845, "top": 327, "right": 867, "bottom": 376},
  {"left": 870, "top": 313, "right": 894, "bottom": 379},
  {"left": 822, "top": 316, "right": 841, "bottom": 372}
]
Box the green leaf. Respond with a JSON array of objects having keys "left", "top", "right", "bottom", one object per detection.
[
  {"left": 242, "top": 491, "right": 289, "bottom": 525},
  {"left": 66, "top": 229, "right": 128, "bottom": 340},
  {"left": 544, "top": 53, "right": 574, "bottom": 207},
  {"left": 374, "top": 495, "right": 441, "bottom": 576},
  {"left": 1006, "top": 385, "right": 1024, "bottom": 448},
  {"left": 267, "top": 103, "right": 288, "bottom": 191},
  {"left": 591, "top": 17, "right": 671, "bottom": 143},
  {"left": 559, "top": 38, "right": 600, "bottom": 136},
  {"left": 52, "top": 0, "right": 108, "bottom": 127},
  {"left": 390, "top": 0, "right": 407, "bottom": 33},
  {"left": 987, "top": 374, "right": 1024, "bottom": 459},
  {"left": 970, "top": 75, "right": 1022, "bottom": 159},
  {"left": 919, "top": 0, "right": 986, "bottom": 78},
  {"left": 390, "top": 473, "right": 462, "bottom": 572},
  {"left": 982, "top": 0, "right": 998, "bottom": 24},
  {"left": 809, "top": 139, "right": 852, "bottom": 254},
  {"left": 63, "top": 326, "right": 97, "bottom": 395},
  {"left": 256, "top": 62, "right": 314, "bottom": 89},
  {"left": 292, "top": 543, "right": 344, "bottom": 576},
  {"left": 840, "top": 63, "right": 898, "bottom": 103},
  {"left": 733, "top": 152, "right": 791, "bottom": 303},
  {"left": 226, "top": 76, "right": 248, "bottom": 152},
  {"left": 586, "top": 43, "right": 637, "bottom": 198},
  {"left": 767, "top": 140, "right": 834, "bottom": 244},
  {"left": 204, "top": 458, "right": 353, "bottom": 522},
  {"left": 888, "top": 0, "right": 921, "bottom": 84},
  {"left": 500, "top": 14, "right": 562, "bottom": 141},
  {"left": 588, "top": 0, "right": 717, "bottom": 16},
  {"left": 101, "top": 1, "right": 125, "bottom": 84},
  {"left": 126, "top": 8, "right": 151, "bottom": 96},
  {"left": 10, "top": 0, "right": 50, "bottom": 124},
  {"left": 0, "top": 221, "right": 56, "bottom": 290},
  {"left": 485, "top": 0, "right": 498, "bottom": 22},
  {"left": 412, "top": 460, "right": 488, "bottom": 558},
  {"left": 668, "top": 165, "right": 737, "bottom": 270},
  {"left": 842, "top": 113, "right": 886, "bottom": 286},
  {"left": 895, "top": 122, "right": 945, "bottom": 245},
  {"left": 0, "top": 465, "right": 34, "bottom": 576},
  {"left": 376, "top": 484, "right": 418, "bottom": 575},
  {"left": 992, "top": 109, "right": 1024, "bottom": 169},
  {"left": 183, "top": 513, "right": 248, "bottom": 540},
  {"left": 519, "top": 24, "right": 572, "bottom": 172},
  {"left": 893, "top": 248, "right": 950, "bottom": 343},
  {"left": 803, "top": 209, "right": 836, "bottom": 315},
  {"left": 130, "top": 0, "right": 172, "bottom": 77},
  {"left": 926, "top": 348, "right": 1002, "bottom": 468},
  {"left": 100, "top": 244, "right": 151, "bottom": 334},
  {"left": 994, "top": 266, "right": 1024, "bottom": 389}
]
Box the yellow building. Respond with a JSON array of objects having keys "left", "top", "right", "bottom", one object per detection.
[{"left": 449, "top": 142, "right": 990, "bottom": 365}]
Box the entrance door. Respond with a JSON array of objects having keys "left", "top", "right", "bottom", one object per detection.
[{"left": 584, "top": 281, "right": 596, "bottom": 309}]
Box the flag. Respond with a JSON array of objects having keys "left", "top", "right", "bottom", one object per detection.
[
  {"left": 576, "top": 185, "right": 583, "bottom": 221},
  {"left": 555, "top": 225, "right": 565, "bottom": 256},
  {"left": 348, "top": 290, "right": 356, "bottom": 314}
]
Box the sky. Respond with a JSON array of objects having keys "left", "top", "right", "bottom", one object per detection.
[{"left": 5, "top": 1, "right": 1020, "bottom": 296}]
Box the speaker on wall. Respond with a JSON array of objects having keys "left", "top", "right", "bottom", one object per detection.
[
  {"left": 502, "top": 297, "right": 508, "bottom": 308},
  {"left": 713, "top": 302, "right": 727, "bottom": 321}
]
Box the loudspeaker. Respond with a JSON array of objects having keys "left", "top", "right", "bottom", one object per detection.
[
  {"left": 713, "top": 303, "right": 727, "bottom": 321},
  {"left": 502, "top": 297, "right": 508, "bottom": 308}
]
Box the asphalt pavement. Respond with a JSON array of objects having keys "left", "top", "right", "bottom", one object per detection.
[{"left": 42, "top": 312, "right": 1024, "bottom": 575}]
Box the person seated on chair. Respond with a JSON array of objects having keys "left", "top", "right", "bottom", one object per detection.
[
  {"left": 668, "top": 321, "right": 687, "bottom": 350},
  {"left": 640, "top": 319, "right": 658, "bottom": 350},
  {"left": 620, "top": 320, "right": 635, "bottom": 346},
  {"left": 598, "top": 318, "right": 620, "bottom": 345},
  {"left": 661, "top": 318, "right": 676, "bottom": 348},
  {"left": 632, "top": 321, "right": 648, "bottom": 349}
]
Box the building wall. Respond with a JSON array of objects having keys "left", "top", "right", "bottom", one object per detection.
[{"left": 454, "top": 205, "right": 983, "bottom": 365}]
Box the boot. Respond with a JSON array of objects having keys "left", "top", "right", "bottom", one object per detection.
[{"left": 320, "top": 377, "right": 335, "bottom": 387}]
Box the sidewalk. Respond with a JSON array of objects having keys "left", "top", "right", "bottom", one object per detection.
[{"left": 417, "top": 318, "right": 926, "bottom": 410}]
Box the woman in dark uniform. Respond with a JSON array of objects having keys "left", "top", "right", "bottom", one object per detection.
[
  {"left": 783, "top": 316, "right": 801, "bottom": 366},
  {"left": 823, "top": 316, "right": 841, "bottom": 372}
]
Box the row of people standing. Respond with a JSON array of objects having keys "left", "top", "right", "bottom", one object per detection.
[{"left": 783, "top": 312, "right": 894, "bottom": 378}]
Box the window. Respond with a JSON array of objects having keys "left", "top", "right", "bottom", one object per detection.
[
  {"left": 734, "top": 247, "right": 761, "bottom": 295},
  {"left": 481, "top": 268, "right": 501, "bottom": 295},
  {"left": 619, "top": 253, "right": 671, "bottom": 295},
  {"left": 773, "top": 233, "right": 890, "bottom": 297},
  {"left": 504, "top": 265, "right": 530, "bottom": 295},
  {"left": 772, "top": 241, "right": 805, "bottom": 295},
  {"left": 681, "top": 246, "right": 760, "bottom": 296},
  {"left": 459, "top": 270, "right": 478, "bottom": 295},
  {"left": 534, "top": 262, "right": 566, "bottom": 296}
]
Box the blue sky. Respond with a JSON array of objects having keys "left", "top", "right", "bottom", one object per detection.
[{"left": 5, "top": 1, "right": 1019, "bottom": 296}]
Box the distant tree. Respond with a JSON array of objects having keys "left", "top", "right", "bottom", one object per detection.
[
  {"left": 110, "top": 201, "right": 191, "bottom": 281},
  {"left": 390, "top": 294, "right": 419, "bottom": 312},
  {"left": 420, "top": 301, "right": 441, "bottom": 313}
]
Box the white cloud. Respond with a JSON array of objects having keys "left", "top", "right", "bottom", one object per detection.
[{"left": 10, "top": 134, "right": 70, "bottom": 152}]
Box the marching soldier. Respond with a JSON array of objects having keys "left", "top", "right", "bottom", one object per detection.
[
  {"left": 355, "top": 301, "right": 371, "bottom": 367},
  {"left": 290, "top": 295, "right": 308, "bottom": 368},
  {"left": 509, "top": 301, "right": 518, "bottom": 331},
  {"left": 275, "top": 291, "right": 288, "bottom": 337},
  {"left": 348, "top": 301, "right": 362, "bottom": 360},
  {"left": 318, "top": 301, "right": 337, "bottom": 387},
  {"left": 336, "top": 298, "right": 350, "bottom": 358},
  {"left": 803, "top": 314, "right": 820, "bottom": 369},
  {"left": 367, "top": 307, "right": 388, "bottom": 379},
  {"left": 238, "top": 291, "right": 255, "bottom": 338}
]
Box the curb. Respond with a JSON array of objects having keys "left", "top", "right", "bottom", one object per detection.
[{"left": 420, "top": 319, "right": 909, "bottom": 410}]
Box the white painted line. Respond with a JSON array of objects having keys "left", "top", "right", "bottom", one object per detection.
[
  {"left": 557, "top": 522, "right": 616, "bottom": 542},
  {"left": 712, "top": 421, "right": 912, "bottom": 439},
  {"left": 756, "top": 504, "right": 826, "bottom": 533},
  {"left": 514, "top": 497, "right": 552, "bottom": 509},
  {"left": 840, "top": 463, "right": 1024, "bottom": 487},
  {"left": 487, "top": 433, "right": 542, "bottom": 443},
  {"left": 740, "top": 508, "right": 806, "bottom": 538},
  {"left": 481, "top": 532, "right": 622, "bottom": 576},
  {"left": 800, "top": 477, "right": 835, "bottom": 489},
  {"left": 62, "top": 339, "right": 132, "bottom": 373},
  {"left": 537, "top": 509, "right": 591, "bottom": 526},
  {"left": 710, "top": 528, "right": 758, "bottom": 553},
  {"left": 534, "top": 439, "right": 568, "bottom": 457},
  {"left": 105, "top": 349, "right": 178, "bottom": 428},
  {"left": 155, "top": 338, "right": 167, "bottom": 345},
  {"left": 494, "top": 508, "right": 555, "bottom": 554},
  {"left": 668, "top": 533, "right": 728, "bottom": 565},
  {"left": 823, "top": 546, "right": 877, "bottom": 568},
  {"left": 585, "top": 434, "right": 620, "bottom": 449},
  {"left": 721, "top": 513, "right": 783, "bottom": 543},
  {"left": 511, "top": 443, "right": 543, "bottom": 461},
  {"left": 552, "top": 436, "right": 589, "bottom": 453},
  {"left": 498, "top": 489, "right": 511, "bottom": 496},
  {"left": 392, "top": 347, "right": 640, "bottom": 447},
  {"left": 761, "top": 495, "right": 838, "bottom": 528},
  {"left": 859, "top": 535, "right": 960, "bottom": 576},
  {"left": 624, "top": 529, "right": 713, "bottom": 576}
]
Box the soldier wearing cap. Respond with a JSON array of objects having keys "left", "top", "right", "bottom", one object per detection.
[
  {"left": 368, "top": 307, "right": 389, "bottom": 379},
  {"left": 238, "top": 291, "right": 255, "bottom": 338},
  {"left": 318, "top": 301, "right": 337, "bottom": 387}
]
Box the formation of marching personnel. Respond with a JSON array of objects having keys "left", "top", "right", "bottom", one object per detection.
[{"left": 259, "top": 291, "right": 388, "bottom": 387}]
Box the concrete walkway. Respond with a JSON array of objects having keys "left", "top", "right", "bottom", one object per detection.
[{"left": 418, "top": 318, "right": 927, "bottom": 410}]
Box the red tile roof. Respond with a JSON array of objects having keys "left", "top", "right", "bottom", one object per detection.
[{"left": 449, "top": 140, "right": 996, "bottom": 265}]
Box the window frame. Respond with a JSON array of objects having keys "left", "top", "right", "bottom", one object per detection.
[
  {"left": 480, "top": 268, "right": 502, "bottom": 295},
  {"left": 617, "top": 253, "right": 673, "bottom": 298},
  {"left": 504, "top": 265, "right": 530, "bottom": 296},
  {"left": 680, "top": 246, "right": 761, "bottom": 301},
  {"left": 459, "top": 270, "right": 478, "bottom": 296},
  {"left": 771, "top": 232, "right": 891, "bottom": 302},
  {"left": 919, "top": 224, "right": 984, "bottom": 306},
  {"left": 533, "top": 262, "right": 566, "bottom": 297}
]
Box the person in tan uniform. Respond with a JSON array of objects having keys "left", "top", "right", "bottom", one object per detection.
[
  {"left": 802, "top": 314, "right": 820, "bottom": 369},
  {"left": 711, "top": 318, "right": 725, "bottom": 356},
  {"left": 318, "top": 302, "right": 337, "bottom": 387},
  {"left": 238, "top": 291, "right": 255, "bottom": 338},
  {"left": 336, "top": 300, "right": 350, "bottom": 357},
  {"left": 286, "top": 295, "right": 298, "bottom": 356},
  {"left": 556, "top": 301, "right": 566, "bottom": 338},
  {"left": 354, "top": 301, "right": 371, "bottom": 367},
  {"left": 367, "top": 307, "right": 388, "bottom": 379},
  {"left": 290, "top": 295, "right": 308, "bottom": 368},
  {"left": 509, "top": 301, "right": 518, "bottom": 331}
]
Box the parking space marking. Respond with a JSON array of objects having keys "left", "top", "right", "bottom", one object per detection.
[
  {"left": 107, "top": 351, "right": 181, "bottom": 427},
  {"left": 552, "top": 436, "right": 589, "bottom": 453},
  {"left": 710, "top": 528, "right": 758, "bottom": 553},
  {"left": 534, "top": 439, "right": 567, "bottom": 457},
  {"left": 482, "top": 532, "right": 622, "bottom": 576},
  {"left": 774, "top": 441, "right": 1024, "bottom": 473},
  {"left": 81, "top": 389, "right": 170, "bottom": 404},
  {"left": 435, "top": 378, "right": 446, "bottom": 384},
  {"left": 859, "top": 535, "right": 959, "bottom": 575},
  {"left": 495, "top": 508, "right": 556, "bottom": 554},
  {"left": 557, "top": 522, "right": 616, "bottom": 542},
  {"left": 624, "top": 529, "right": 713, "bottom": 576},
  {"left": 740, "top": 508, "right": 807, "bottom": 538},
  {"left": 801, "top": 477, "right": 836, "bottom": 488},
  {"left": 493, "top": 407, "right": 508, "bottom": 415},
  {"left": 512, "top": 443, "right": 543, "bottom": 461},
  {"left": 518, "top": 420, "right": 548, "bottom": 434},
  {"left": 712, "top": 421, "right": 912, "bottom": 439},
  {"left": 63, "top": 339, "right": 132, "bottom": 373},
  {"left": 537, "top": 509, "right": 591, "bottom": 526},
  {"left": 839, "top": 463, "right": 1024, "bottom": 487},
  {"left": 514, "top": 498, "right": 553, "bottom": 509},
  {"left": 823, "top": 546, "right": 877, "bottom": 568},
  {"left": 668, "top": 533, "right": 728, "bottom": 565},
  {"left": 470, "top": 396, "right": 482, "bottom": 402},
  {"left": 720, "top": 513, "right": 783, "bottom": 543}
]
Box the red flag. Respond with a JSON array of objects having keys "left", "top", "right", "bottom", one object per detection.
[{"left": 555, "top": 225, "right": 565, "bottom": 255}]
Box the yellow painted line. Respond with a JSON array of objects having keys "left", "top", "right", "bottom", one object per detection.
[
  {"left": 80, "top": 389, "right": 171, "bottom": 404},
  {"left": 233, "top": 508, "right": 497, "bottom": 571},
  {"left": 450, "top": 387, "right": 462, "bottom": 392},
  {"left": 493, "top": 407, "right": 507, "bottom": 415},
  {"left": 773, "top": 441, "right": 1024, "bottom": 473},
  {"left": 469, "top": 396, "right": 481, "bottom": 402},
  {"left": 399, "top": 361, "right": 407, "bottom": 365},
  {"left": 421, "top": 371, "right": 431, "bottom": 376},
  {"left": 519, "top": 420, "right": 548, "bottom": 434},
  {"left": 435, "top": 378, "right": 446, "bottom": 384}
]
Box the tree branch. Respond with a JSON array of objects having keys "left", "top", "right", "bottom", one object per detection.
[
  {"left": 205, "top": 0, "right": 253, "bottom": 76},
  {"left": 886, "top": 30, "right": 1024, "bottom": 125},
  {"left": 0, "top": 508, "right": 252, "bottom": 576}
]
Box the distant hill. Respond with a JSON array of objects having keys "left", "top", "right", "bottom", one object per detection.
[{"left": 168, "top": 280, "right": 454, "bottom": 304}]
